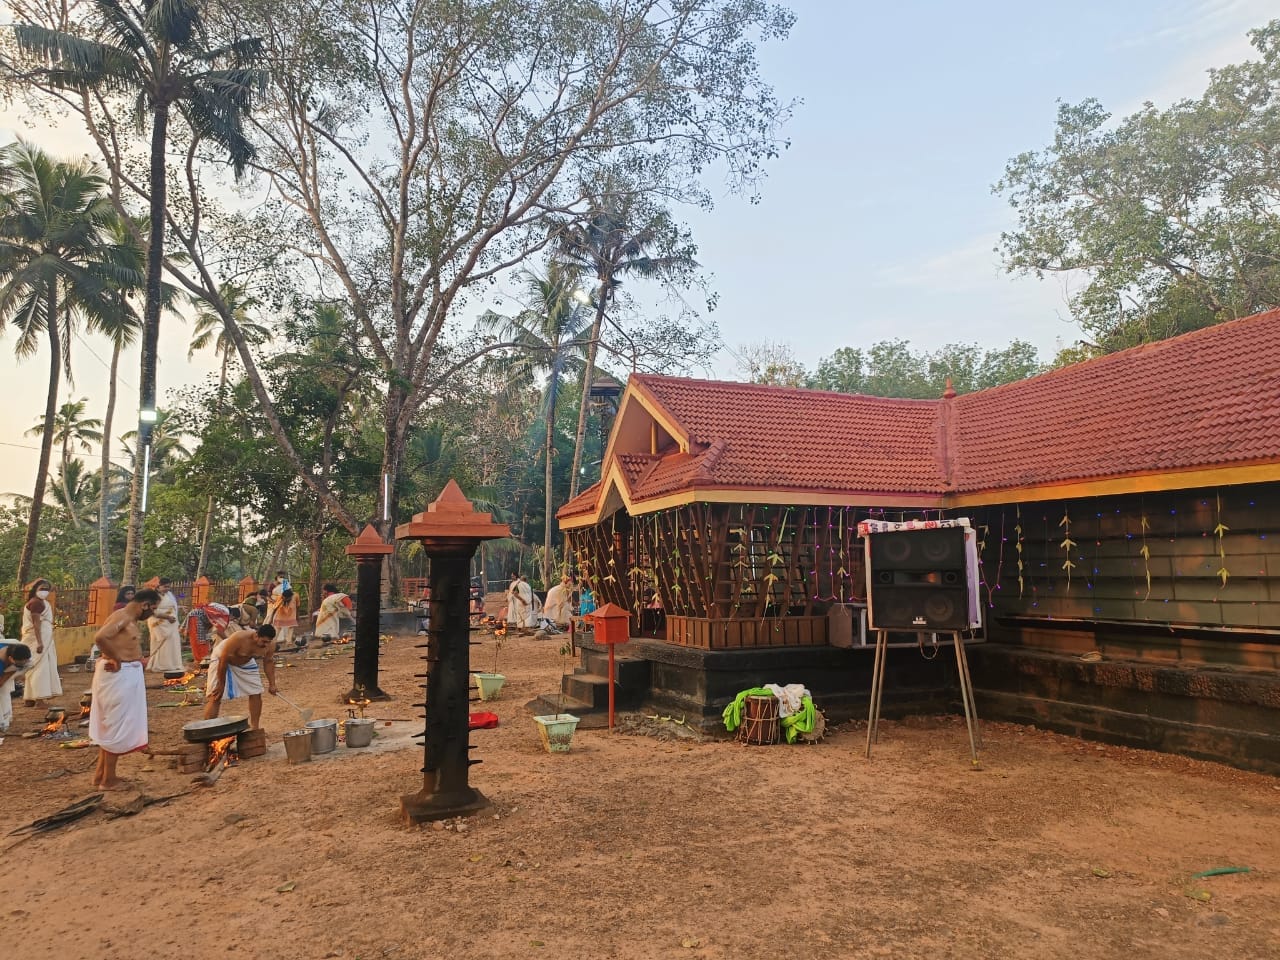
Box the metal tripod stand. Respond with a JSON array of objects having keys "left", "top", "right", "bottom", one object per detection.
[{"left": 864, "top": 629, "right": 982, "bottom": 765}]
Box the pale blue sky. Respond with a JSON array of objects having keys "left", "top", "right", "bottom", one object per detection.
[{"left": 1, "top": 0, "right": 1275, "bottom": 497}]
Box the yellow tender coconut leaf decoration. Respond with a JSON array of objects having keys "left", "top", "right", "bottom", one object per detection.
[
  {"left": 1215, "top": 492, "right": 1230, "bottom": 587},
  {"left": 1015, "top": 504, "right": 1025, "bottom": 598},
  {"left": 1059, "top": 509, "right": 1075, "bottom": 589}
]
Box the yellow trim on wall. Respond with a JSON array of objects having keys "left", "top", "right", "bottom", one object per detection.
[{"left": 946, "top": 462, "right": 1280, "bottom": 507}]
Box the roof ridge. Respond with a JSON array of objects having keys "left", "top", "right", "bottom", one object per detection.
[{"left": 631, "top": 372, "right": 940, "bottom": 405}]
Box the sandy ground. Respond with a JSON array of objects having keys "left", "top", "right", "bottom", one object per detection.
[{"left": 2, "top": 614, "right": 1279, "bottom": 960}]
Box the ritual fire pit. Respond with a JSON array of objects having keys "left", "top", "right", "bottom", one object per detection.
[
  {"left": 179, "top": 717, "right": 249, "bottom": 784},
  {"left": 41, "top": 707, "right": 74, "bottom": 740}
]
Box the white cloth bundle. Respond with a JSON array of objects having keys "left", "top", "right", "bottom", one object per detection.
[{"left": 764, "top": 682, "right": 810, "bottom": 718}]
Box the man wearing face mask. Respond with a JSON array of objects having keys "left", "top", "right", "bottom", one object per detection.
[
  {"left": 21, "top": 579, "right": 60, "bottom": 706},
  {"left": 88, "top": 589, "right": 160, "bottom": 790}
]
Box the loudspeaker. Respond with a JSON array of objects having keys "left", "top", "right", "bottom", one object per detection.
[{"left": 866, "top": 528, "right": 970, "bottom": 631}]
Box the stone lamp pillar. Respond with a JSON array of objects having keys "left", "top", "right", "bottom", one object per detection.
[
  {"left": 345, "top": 524, "right": 395, "bottom": 702},
  {"left": 394, "top": 479, "right": 509, "bottom": 823}
]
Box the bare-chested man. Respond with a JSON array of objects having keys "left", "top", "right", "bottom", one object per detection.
[
  {"left": 204, "top": 624, "right": 278, "bottom": 729},
  {"left": 88, "top": 588, "right": 160, "bottom": 790}
]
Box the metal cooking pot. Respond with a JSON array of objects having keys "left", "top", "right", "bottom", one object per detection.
[
  {"left": 45, "top": 707, "right": 67, "bottom": 723},
  {"left": 163, "top": 670, "right": 187, "bottom": 681},
  {"left": 305, "top": 718, "right": 338, "bottom": 754},
  {"left": 182, "top": 715, "right": 250, "bottom": 743}
]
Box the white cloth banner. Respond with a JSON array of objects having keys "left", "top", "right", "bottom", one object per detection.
[{"left": 856, "top": 517, "right": 972, "bottom": 537}]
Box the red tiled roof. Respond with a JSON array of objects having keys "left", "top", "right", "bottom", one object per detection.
[
  {"left": 632, "top": 375, "right": 944, "bottom": 495},
  {"left": 557, "top": 308, "right": 1280, "bottom": 522},
  {"left": 950, "top": 308, "right": 1280, "bottom": 491},
  {"left": 558, "top": 481, "right": 601, "bottom": 518}
]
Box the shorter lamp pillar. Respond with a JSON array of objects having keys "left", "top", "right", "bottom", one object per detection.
[{"left": 345, "top": 525, "right": 394, "bottom": 702}]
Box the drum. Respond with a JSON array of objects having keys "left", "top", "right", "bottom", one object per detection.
[{"left": 737, "top": 694, "right": 780, "bottom": 746}]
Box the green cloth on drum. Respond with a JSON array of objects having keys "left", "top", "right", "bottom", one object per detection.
[
  {"left": 780, "top": 695, "right": 817, "bottom": 744},
  {"left": 722, "top": 687, "right": 774, "bottom": 732}
]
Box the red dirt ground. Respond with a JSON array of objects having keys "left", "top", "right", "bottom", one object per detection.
[{"left": 2, "top": 619, "right": 1278, "bottom": 960}]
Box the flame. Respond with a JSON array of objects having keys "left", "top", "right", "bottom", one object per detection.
[
  {"left": 163, "top": 670, "right": 197, "bottom": 688},
  {"left": 42, "top": 714, "right": 67, "bottom": 735},
  {"left": 206, "top": 734, "right": 238, "bottom": 771},
  {"left": 78, "top": 705, "right": 91, "bottom": 719}
]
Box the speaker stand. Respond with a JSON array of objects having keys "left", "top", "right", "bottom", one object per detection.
[{"left": 864, "top": 629, "right": 982, "bottom": 766}]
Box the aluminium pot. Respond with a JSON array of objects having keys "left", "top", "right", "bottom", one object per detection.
[
  {"left": 343, "top": 717, "right": 375, "bottom": 748},
  {"left": 182, "top": 715, "right": 250, "bottom": 743},
  {"left": 163, "top": 670, "right": 187, "bottom": 681},
  {"left": 305, "top": 718, "right": 338, "bottom": 754}
]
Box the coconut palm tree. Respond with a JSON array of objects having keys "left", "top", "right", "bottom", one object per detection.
[
  {"left": 26, "top": 398, "right": 103, "bottom": 530},
  {"left": 95, "top": 216, "right": 147, "bottom": 579},
  {"left": 49, "top": 457, "right": 100, "bottom": 522},
  {"left": 188, "top": 281, "right": 270, "bottom": 576},
  {"left": 13, "top": 0, "right": 267, "bottom": 585},
  {"left": 481, "top": 262, "right": 592, "bottom": 587},
  {"left": 0, "top": 142, "right": 137, "bottom": 586},
  {"left": 189, "top": 282, "right": 271, "bottom": 396},
  {"left": 554, "top": 189, "right": 699, "bottom": 499},
  {"left": 120, "top": 409, "right": 191, "bottom": 480}
]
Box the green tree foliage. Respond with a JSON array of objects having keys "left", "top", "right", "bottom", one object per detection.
[
  {"left": 995, "top": 20, "right": 1280, "bottom": 353},
  {"left": 809, "top": 340, "right": 1045, "bottom": 398}
]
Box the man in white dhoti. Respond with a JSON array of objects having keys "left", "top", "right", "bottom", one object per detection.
[
  {"left": 204, "top": 624, "right": 278, "bottom": 729},
  {"left": 313, "top": 584, "right": 353, "bottom": 642},
  {"left": 0, "top": 642, "right": 32, "bottom": 732},
  {"left": 21, "top": 578, "right": 62, "bottom": 705},
  {"left": 542, "top": 576, "right": 573, "bottom": 629},
  {"left": 89, "top": 589, "right": 160, "bottom": 789},
  {"left": 145, "top": 577, "right": 184, "bottom": 673}
]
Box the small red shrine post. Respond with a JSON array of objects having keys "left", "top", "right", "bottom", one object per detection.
[
  {"left": 590, "top": 602, "right": 630, "bottom": 731},
  {"left": 395, "top": 480, "right": 509, "bottom": 823}
]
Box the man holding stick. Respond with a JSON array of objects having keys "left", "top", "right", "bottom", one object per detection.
[
  {"left": 204, "top": 624, "right": 278, "bottom": 729},
  {"left": 89, "top": 588, "right": 160, "bottom": 790}
]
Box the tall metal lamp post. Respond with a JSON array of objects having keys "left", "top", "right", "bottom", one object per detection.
[
  {"left": 395, "top": 480, "right": 509, "bottom": 824},
  {"left": 345, "top": 524, "right": 395, "bottom": 702}
]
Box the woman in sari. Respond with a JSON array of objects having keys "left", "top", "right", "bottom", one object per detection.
[{"left": 21, "top": 578, "right": 61, "bottom": 705}]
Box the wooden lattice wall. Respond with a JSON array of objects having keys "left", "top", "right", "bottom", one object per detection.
[{"left": 567, "top": 503, "right": 897, "bottom": 623}]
